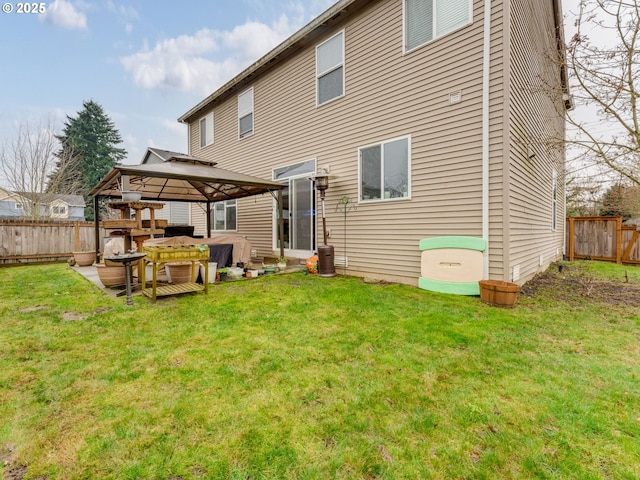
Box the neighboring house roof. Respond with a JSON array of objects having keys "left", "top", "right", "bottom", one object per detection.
[
  {"left": 142, "top": 147, "right": 183, "bottom": 164},
  {"left": 90, "top": 150, "right": 282, "bottom": 203},
  {"left": 14, "top": 192, "right": 85, "bottom": 207},
  {"left": 51, "top": 195, "right": 86, "bottom": 207}
]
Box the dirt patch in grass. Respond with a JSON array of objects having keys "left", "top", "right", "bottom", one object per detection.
[
  {"left": 520, "top": 262, "right": 640, "bottom": 307},
  {"left": 17, "top": 306, "right": 47, "bottom": 313},
  {"left": 1, "top": 446, "right": 28, "bottom": 480}
]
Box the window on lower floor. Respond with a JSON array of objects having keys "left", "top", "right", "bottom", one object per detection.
[
  {"left": 359, "top": 136, "right": 410, "bottom": 202},
  {"left": 404, "top": 0, "right": 472, "bottom": 52},
  {"left": 211, "top": 199, "right": 237, "bottom": 231}
]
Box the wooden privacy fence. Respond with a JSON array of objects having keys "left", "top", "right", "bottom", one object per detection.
[
  {"left": 0, "top": 220, "right": 107, "bottom": 265},
  {"left": 566, "top": 216, "right": 640, "bottom": 265}
]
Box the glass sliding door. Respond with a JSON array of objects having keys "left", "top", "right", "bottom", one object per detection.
[
  {"left": 291, "top": 177, "right": 313, "bottom": 251},
  {"left": 274, "top": 160, "right": 316, "bottom": 255}
]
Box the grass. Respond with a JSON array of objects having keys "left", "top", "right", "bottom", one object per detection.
[{"left": 0, "top": 261, "right": 639, "bottom": 479}]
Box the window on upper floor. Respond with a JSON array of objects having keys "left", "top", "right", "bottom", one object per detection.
[
  {"left": 359, "top": 136, "right": 411, "bottom": 202},
  {"left": 211, "top": 199, "right": 237, "bottom": 231},
  {"left": 200, "top": 112, "right": 214, "bottom": 148},
  {"left": 238, "top": 88, "right": 254, "bottom": 139},
  {"left": 316, "top": 30, "right": 345, "bottom": 106},
  {"left": 404, "top": 0, "right": 472, "bottom": 52},
  {"left": 15, "top": 203, "right": 23, "bottom": 210}
]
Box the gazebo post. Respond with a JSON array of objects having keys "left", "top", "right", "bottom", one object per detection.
[
  {"left": 278, "top": 189, "right": 285, "bottom": 260},
  {"left": 93, "top": 195, "right": 101, "bottom": 263}
]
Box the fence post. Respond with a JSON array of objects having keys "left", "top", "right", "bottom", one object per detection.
[
  {"left": 74, "top": 221, "right": 81, "bottom": 251},
  {"left": 568, "top": 217, "right": 575, "bottom": 262},
  {"left": 616, "top": 217, "right": 622, "bottom": 264}
]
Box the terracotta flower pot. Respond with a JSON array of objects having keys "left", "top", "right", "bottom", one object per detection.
[
  {"left": 96, "top": 263, "right": 126, "bottom": 287},
  {"left": 167, "top": 262, "right": 194, "bottom": 284},
  {"left": 73, "top": 251, "right": 95, "bottom": 267}
]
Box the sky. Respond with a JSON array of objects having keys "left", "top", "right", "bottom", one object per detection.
[
  {"left": 0, "top": 0, "right": 335, "bottom": 173},
  {"left": 0, "top": 0, "right": 581, "bottom": 183}
]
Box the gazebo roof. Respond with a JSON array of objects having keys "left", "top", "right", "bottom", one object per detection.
[{"left": 90, "top": 152, "right": 283, "bottom": 203}]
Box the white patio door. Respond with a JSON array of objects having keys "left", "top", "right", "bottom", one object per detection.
[{"left": 274, "top": 160, "right": 316, "bottom": 256}]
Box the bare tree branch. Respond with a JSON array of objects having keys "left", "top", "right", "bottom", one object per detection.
[
  {"left": 0, "top": 118, "right": 81, "bottom": 220},
  {"left": 562, "top": 0, "right": 640, "bottom": 187}
]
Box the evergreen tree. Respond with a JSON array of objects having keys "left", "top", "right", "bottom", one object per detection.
[
  {"left": 599, "top": 184, "right": 640, "bottom": 220},
  {"left": 52, "top": 100, "right": 127, "bottom": 220}
]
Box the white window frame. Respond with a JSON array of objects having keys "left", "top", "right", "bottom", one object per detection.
[
  {"left": 271, "top": 158, "right": 317, "bottom": 257},
  {"left": 238, "top": 88, "right": 254, "bottom": 139},
  {"left": 316, "top": 30, "right": 345, "bottom": 106},
  {"left": 200, "top": 112, "right": 214, "bottom": 148},
  {"left": 403, "top": 0, "right": 473, "bottom": 53},
  {"left": 211, "top": 199, "right": 237, "bottom": 232},
  {"left": 358, "top": 135, "right": 412, "bottom": 203},
  {"left": 51, "top": 205, "right": 67, "bottom": 215},
  {"left": 15, "top": 202, "right": 23, "bottom": 210},
  {"left": 552, "top": 169, "right": 558, "bottom": 231}
]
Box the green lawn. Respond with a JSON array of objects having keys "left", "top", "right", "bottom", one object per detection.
[{"left": 0, "top": 262, "right": 638, "bottom": 479}]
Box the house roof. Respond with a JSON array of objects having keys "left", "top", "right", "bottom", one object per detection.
[
  {"left": 51, "top": 194, "right": 85, "bottom": 207},
  {"left": 178, "top": 0, "right": 572, "bottom": 122},
  {"left": 89, "top": 149, "right": 283, "bottom": 203},
  {"left": 142, "top": 147, "right": 189, "bottom": 164},
  {"left": 177, "top": 0, "right": 369, "bottom": 124},
  {"left": 13, "top": 192, "right": 85, "bottom": 206}
]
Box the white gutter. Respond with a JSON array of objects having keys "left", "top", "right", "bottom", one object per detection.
[{"left": 482, "top": 0, "right": 491, "bottom": 277}]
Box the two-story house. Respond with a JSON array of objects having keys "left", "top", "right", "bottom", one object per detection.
[
  {"left": 0, "top": 187, "right": 85, "bottom": 221},
  {"left": 171, "top": 0, "right": 568, "bottom": 286}
]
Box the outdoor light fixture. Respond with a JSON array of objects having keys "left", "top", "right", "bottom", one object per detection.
[
  {"left": 315, "top": 173, "right": 329, "bottom": 192},
  {"left": 310, "top": 167, "right": 336, "bottom": 277}
]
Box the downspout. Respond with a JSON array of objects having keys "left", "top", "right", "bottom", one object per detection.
[{"left": 482, "top": 0, "right": 492, "bottom": 277}]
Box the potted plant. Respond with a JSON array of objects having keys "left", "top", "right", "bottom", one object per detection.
[
  {"left": 277, "top": 256, "right": 287, "bottom": 271},
  {"left": 95, "top": 262, "right": 126, "bottom": 287},
  {"left": 166, "top": 262, "right": 195, "bottom": 284},
  {"left": 218, "top": 267, "right": 229, "bottom": 281},
  {"left": 72, "top": 243, "right": 95, "bottom": 267}
]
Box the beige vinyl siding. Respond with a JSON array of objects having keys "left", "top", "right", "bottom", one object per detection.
[
  {"left": 507, "top": 0, "right": 565, "bottom": 282},
  {"left": 187, "top": 0, "right": 489, "bottom": 285}
]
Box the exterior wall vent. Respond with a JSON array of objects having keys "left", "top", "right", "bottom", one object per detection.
[
  {"left": 334, "top": 256, "right": 348, "bottom": 267},
  {"left": 512, "top": 265, "right": 520, "bottom": 282}
]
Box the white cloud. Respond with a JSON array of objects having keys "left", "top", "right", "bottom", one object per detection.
[
  {"left": 42, "top": 0, "right": 87, "bottom": 30},
  {"left": 120, "top": 14, "right": 300, "bottom": 96},
  {"left": 106, "top": 1, "right": 139, "bottom": 34}
]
